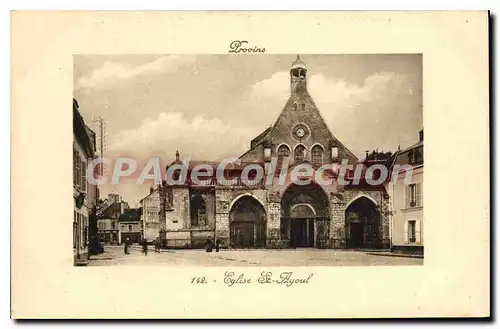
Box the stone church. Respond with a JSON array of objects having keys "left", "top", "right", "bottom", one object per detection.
[{"left": 157, "top": 56, "right": 391, "bottom": 250}]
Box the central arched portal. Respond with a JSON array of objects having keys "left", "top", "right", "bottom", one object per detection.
[
  {"left": 229, "top": 196, "right": 266, "bottom": 248},
  {"left": 281, "top": 183, "right": 330, "bottom": 248}
]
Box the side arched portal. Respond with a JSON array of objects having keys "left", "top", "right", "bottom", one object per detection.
[
  {"left": 229, "top": 196, "right": 266, "bottom": 248},
  {"left": 345, "top": 196, "right": 381, "bottom": 249}
]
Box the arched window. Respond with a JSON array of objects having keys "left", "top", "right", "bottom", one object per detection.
[
  {"left": 294, "top": 145, "right": 306, "bottom": 162},
  {"left": 275, "top": 145, "right": 291, "bottom": 177},
  {"left": 190, "top": 193, "right": 207, "bottom": 227},
  {"left": 311, "top": 145, "right": 324, "bottom": 166},
  {"left": 277, "top": 145, "right": 290, "bottom": 158}
]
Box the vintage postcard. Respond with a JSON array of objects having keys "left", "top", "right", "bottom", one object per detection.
[
  {"left": 73, "top": 53, "right": 424, "bottom": 267},
  {"left": 11, "top": 11, "right": 489, "bottom": 318}
]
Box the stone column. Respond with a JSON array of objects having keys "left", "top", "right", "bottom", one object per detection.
[
  {"left": 379, "top": 194, "right": 391, "bottom": 249},
  {"left": 329, "top": 192, "right": 346, "bottom": 249},
  {"left": 313, "top": 219, "right": 317, "bottom": 248},
  {"left": 266, "top": 190, "right": 281, "bottom": 248},
  {"left": 215, "top": 190, "right": 230, "bottom": 247}
]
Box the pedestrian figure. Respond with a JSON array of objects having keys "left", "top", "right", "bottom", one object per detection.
[
  {"left": 124, "top": 237, "right": 130, "bottom": 255},
  {"left": 205, "top": 236, "right": 213, "bottom": 252},
  {"left": 142, "top": 238, "right": 148, "bottom": 256},
  {"left": 155, "top": 237, "right": 161, "bottom": 253},
  {"left": 215, "top": 238, "right": 220, "bottom": 252}
]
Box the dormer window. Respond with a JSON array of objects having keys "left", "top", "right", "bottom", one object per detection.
[
  {"left": 264, "top": 147, "right": 271, "bottom": 160},
  {"left": 302, "top": 103, "right": 306, "bottom": 110},
  {"left": 293, "top": 102, "right": 298, "bottom": 110},
  {"left": 331, "top": 147, "right": 339, "bottom": 160}
]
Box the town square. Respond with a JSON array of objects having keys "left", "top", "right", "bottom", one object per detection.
[{"left": 88, "top": 245, "right": 422, "bottom": 267}]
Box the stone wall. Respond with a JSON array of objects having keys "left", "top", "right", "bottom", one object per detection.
[
  {"left": 266, "top": 189, "right": 286, "bottom": 248},
  {"left": 268, "top": 92, "right": 357, "bottom": 165},
  {"left": 379, "top": 193, "right": 391, "bottom": 249},
  {"left": 203, "top": 191, "right": 216, "bottom": 229},
  {"left": 329, "top": 192, "right": 346, "bottom": 248},
  {"left": 167, "top": 187, "right": 190, "bottom": 230}
]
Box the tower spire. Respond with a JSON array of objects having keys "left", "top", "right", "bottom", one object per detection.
[{"left": 290, "top": 55, "right": 307, "bottom": 93}]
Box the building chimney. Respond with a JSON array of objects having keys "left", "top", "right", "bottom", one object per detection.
[{"left": 419, "top": 129, "right": 424, "bottom": 142}]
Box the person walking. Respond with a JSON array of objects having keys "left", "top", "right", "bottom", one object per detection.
[
  {"left": 124, "top": 237, "right": 130, "bottom": 255},
  {"left": 142, "top": 238, "right": 148, "bottom": 256},
  {"left": 215, "top": 238, "right": 220, "bottom": 252},
  {"left": 205, "top": 236, "right": 213, "bottom": 252},
  {"left": 155, "top": 237, "right": 161, "bottom": 253}
]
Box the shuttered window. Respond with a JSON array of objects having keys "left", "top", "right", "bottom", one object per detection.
[
  {"left": 406, "top": 183, "right": 422, "bottom": 208},
  {"left": 73, "top": 148, "right": 81, "bottom": 186},
  {"left": 81, "top": 160, "right": 87, "bottom": 192},
  {"left": 408, "top": 220, "right": 416, "bottom": 243},
  {"left": 405, "top": 219, "right": 421, "bottom": 244},
  {"left": 415, "top": 220, "right": 421, "bottom": 244},
  {"left": 73, "top": 211, "right": 77, "bottom": 249}
]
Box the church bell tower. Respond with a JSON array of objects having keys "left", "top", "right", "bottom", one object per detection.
[{"left": 290, "top": 55, "right": 307, "bottom": 93}]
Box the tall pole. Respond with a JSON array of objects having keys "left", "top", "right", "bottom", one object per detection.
[
  {"left": 159, "top": 182, "right": 167, "bottom": 248},
  {"left": 92, "top": 116, "right": 106, "bottom": 176},
  {"left": 99, "top": 118, "right": 104, "bottom": 175}
]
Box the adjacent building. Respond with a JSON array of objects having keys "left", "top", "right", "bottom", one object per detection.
[
  {"left": 389, "top": 130, "right": 424, "bottom": 254},
  {"left": 119, "top": 208, "right": 143, "bottom": 244},
  {"left": 96, "top": 196, "right": 130, "bottom": 244},
  {"left": 140, "top": 186, "right": 161, "bottom": 241},
  {"left": 152, "top": 56, "right": 393, "bottom": 250},
  {"left": 73, "top": 99, "right": 98, "bottom": 265}
]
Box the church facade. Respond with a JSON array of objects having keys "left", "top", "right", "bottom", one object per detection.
[{"left": 158, "top": 56, "right": 391, "bottom": 250}]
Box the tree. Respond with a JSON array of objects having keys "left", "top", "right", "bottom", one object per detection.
[{"left": 365, "top": 149, "right": 393, "bottom": 161}]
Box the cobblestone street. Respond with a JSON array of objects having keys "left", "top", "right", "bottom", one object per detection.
[{"left": 88, "top": 246, "right": 423, "bottom": 266}]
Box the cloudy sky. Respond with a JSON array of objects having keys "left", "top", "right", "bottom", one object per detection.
[{"left": 74, "top": 54, "right": 422, "bottom": 205}]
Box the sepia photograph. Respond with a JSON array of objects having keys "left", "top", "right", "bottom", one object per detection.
[
  {"left": 73, "top": 54, "right": 424, "bottom": 267},
  {"left": 12, "top": 10, "right": 489, "bottom": 319}
]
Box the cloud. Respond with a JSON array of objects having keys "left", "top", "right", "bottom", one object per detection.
[
  {"left": 249, "top": 71, "right": 421, "bottom": 157},
  {"left": 107, "top": 111, "right": 256, "bottom": 162},
  {"left": 251, "top": 71, "right": 290, "bottom": 99},
  {"left": 75, "top": 55, "right": 196, "bottom": 91},
  {"left": 99, "top": 112, "right": 258, "bottom": 205}
]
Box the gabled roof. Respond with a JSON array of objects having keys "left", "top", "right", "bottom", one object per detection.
[
  {"left": 119, "top": 208, "right": 142, "bottom": 222},
  {"left": 394, "top": 140, "right": 423, "bottom": 166},
  {"left": 250, "top": 127, "right": 273, "bottom": 148},
  {"left": 97, "top": 201, "right": 130, "bottom": 219},
  {"left": 239, "top": 84, "right": 359, "bottom": 164},
  {"left": 399, "top": 140, "right": 423, "bottom": 154},
  {"left": 73, "top": 99, "right": 96, "bottom": 158}
]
